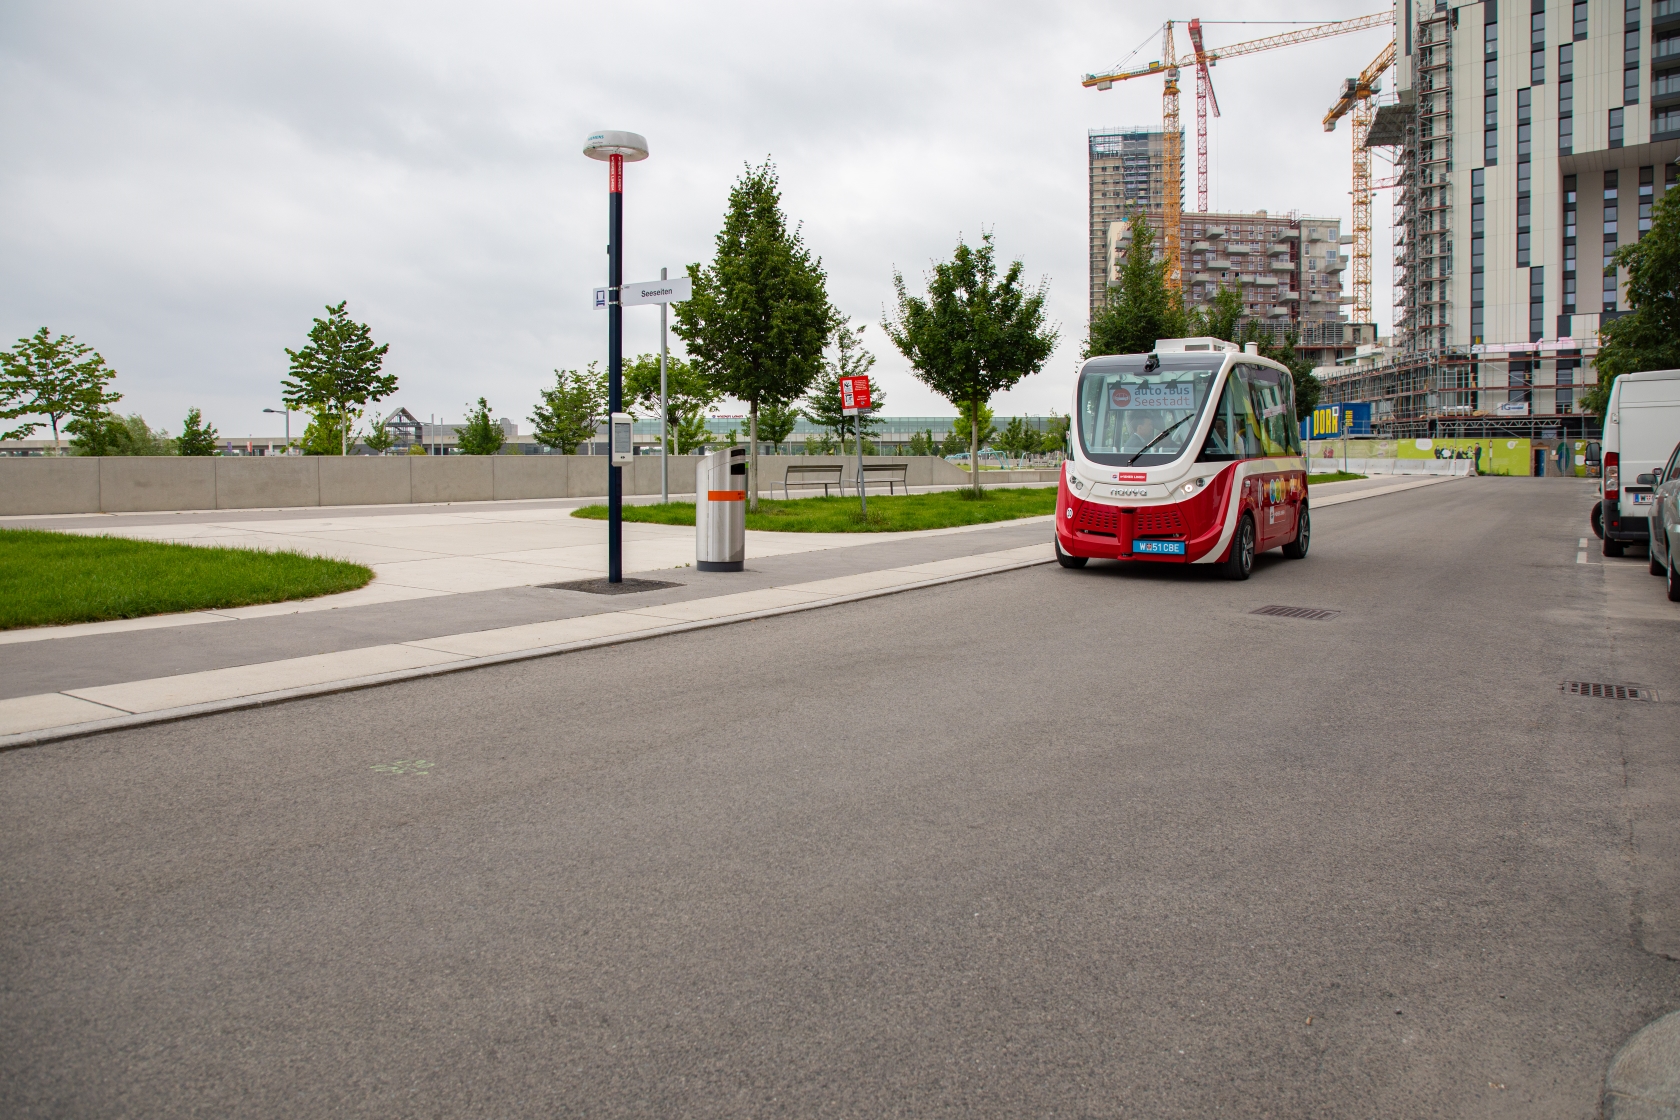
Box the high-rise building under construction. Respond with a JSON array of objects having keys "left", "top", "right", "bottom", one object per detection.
[
  {"left": 1089, "top": 128, "right": 1369, "bottom": 368},
  {"left": 1330, "top": 0, "right": 1678, "bottom": 436},
  {"left": 1088, "top": 127, "right": 1170, "bottom": 320}
]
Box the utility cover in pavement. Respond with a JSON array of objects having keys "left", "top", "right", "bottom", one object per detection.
[
  {"left": 1250, "top": 605, "right": 1341, "bottom": 621},
  {"left": 1561, "top": 681, "right": 1659, "bottom": 701},
  {"left": 542, "top": 578, "right": 683, "bottom": 595}
]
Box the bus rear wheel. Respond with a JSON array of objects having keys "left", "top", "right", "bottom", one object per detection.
[
  {"left": 1283, "top": 502, "right": 1310, "bottom": 559},
  {"left": 1055, "top": 537, "right": 1088, "bottom": 568},
  {"left": 1221, "top": 515, "right": 1255, "bottom": 581}
]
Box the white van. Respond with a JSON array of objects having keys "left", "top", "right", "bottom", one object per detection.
[{"left": 1595, "top": 369, "right": 1680, "bottom": 556}]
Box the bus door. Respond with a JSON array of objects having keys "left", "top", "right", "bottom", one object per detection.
[{"left": 1238, "top": 364, "right": 1301, "bottom": 548}]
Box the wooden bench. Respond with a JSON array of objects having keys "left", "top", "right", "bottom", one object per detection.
[
  {"left": 858, "top": 462, "right": 910, "bottom": 495},
  {"left": 783, "top": 463, "right": 844, "bottom": 499}
]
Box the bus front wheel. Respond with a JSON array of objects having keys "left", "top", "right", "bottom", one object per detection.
[
  {"left": 1283, "top": 502, "right": 1310, "bottom": 559},
  {"left": 1221, "top": 515, "right": 1255, "bottom": 581},
  {"left": 1055, "top": 537, "right": 1088, "bottom": 568}
]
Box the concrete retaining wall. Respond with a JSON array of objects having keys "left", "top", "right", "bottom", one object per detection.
[{"left": 0, "top": 454, "right": 992, "bottom": 516}]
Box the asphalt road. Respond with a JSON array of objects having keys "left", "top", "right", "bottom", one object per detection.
[{"left": 4, "top": 476, "right": 1677, "bottom": 1118}]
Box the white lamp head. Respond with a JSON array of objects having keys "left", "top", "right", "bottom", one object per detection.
[{"left": 583, "top": 130, "right": 649, "bottom": 162}]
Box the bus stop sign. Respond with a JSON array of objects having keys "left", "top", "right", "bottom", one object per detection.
[{"left": 840, "top": 375, "right": 871, "bottom": 415}]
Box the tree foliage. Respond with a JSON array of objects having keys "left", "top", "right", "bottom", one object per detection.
[
  {"left": 0, "top": 328, "right": 121, "bottom": 448},
  {"left": 1584, "top": 186, "right": 1680, "bottom": 414},
  {"left": 802, "top": 322, "right": 885, "bottom": 450},
  {"left": 177, "top": 407, "right": 219, "bottom": 456},
  {"left": 1086, "top": 212, "right": 1187, "bottom": 358},
  {"left": 532, "top": 364, "right": 608, "bottom": 454},
  {"left": 756, "top": 401, "right": 800, "bottom": 451},
  {"left": 674, "top": 160, "right": 836, "bottom": 509},
  {"left": 883, "top": 231, "right": 1058, "bottom": 493},
  {"left": 281, "top": 302, "right": 396, "bottom": 456},
  {"left": 623, "top": 354, "right": 719, "bottom": 455},
  {"left": 69, "top": 413, "right": 172, "bottom": 456},
  {"left": 456, "top": 398, "right": 506, "bottom": 455},
  {"left": 906, "top": 429, "right": 937, "bottom": 456},
  {"left": 361, "top": 420, "right": 397, "bottom": 454}
]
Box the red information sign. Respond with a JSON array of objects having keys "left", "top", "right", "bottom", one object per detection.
[{"left": 840, "top": 375, "right": 871, "bottom": 414}]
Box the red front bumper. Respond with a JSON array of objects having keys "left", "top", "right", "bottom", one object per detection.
[{"left": 1055, "top": 467, "right": 1236, "bottom": 563}]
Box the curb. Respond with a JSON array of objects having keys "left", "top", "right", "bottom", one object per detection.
[{"left": 0, "top": 554, "right": 1054, "bottom": 752}]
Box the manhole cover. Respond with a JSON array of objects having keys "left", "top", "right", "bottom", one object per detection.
[
  {"left": 541, "top": 577, "right": 683, "bottom": 595},
  {"left": 1561, "top": 681, "right": 1658, "bottom": 702},
  {"left": 1250, "top": 605, "right": 1341, "bottom": 621}
]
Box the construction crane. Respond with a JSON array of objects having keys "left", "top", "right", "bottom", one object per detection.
[
  {"left": 1324, "top": 39, "right": 1398, "bottom": 325},
  {"left": 1083, "top": 11, "right": 1394, "bottom": 292}
]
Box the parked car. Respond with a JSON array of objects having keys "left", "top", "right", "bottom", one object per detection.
[
  {"left": 1649, "top": 441, "right": 1680, "bottom": 601},
  {"left": 1592, "top": 369, "right": 1680, "bottom": 556}
]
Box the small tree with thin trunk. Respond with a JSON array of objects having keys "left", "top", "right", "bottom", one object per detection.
[
  {"left": 802, "top": 322, "right": 886, "bottom": 453},
  {"left": 532, "top": 364, "right": 608, "bottom": 454},
  {"left": 282, "top": 302, "right": 396, "bottom": 456},
  {"left": 456, "top": 398, "right": 506, "bottom": 455},
  {"left": 623, "top": 354, "right": 719, "bottom": 455},
  {"left": 674, "top": 160, "right": 836, "bottom": 511},
  {"left": 0, "top": 328, "right": 121, "bottom": 450},
  {"left": 884, "top": 232, "right": 1058, "bottom": 494},
  {"left": 177, "top": 408, "right": 219, "bottom": 456}
]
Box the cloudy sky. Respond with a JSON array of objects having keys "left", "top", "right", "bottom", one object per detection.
[{"left": 1, "top": 0, "right": 1394, "bottom": 438}]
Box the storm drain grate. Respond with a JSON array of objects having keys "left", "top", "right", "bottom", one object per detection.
[
  {"left": 541, "top": 578, "right": 683, "bottom": 595},
  {"left": 1560, "top": 681, "right": 1658, "bottom": 702},
  {"left": 1250, "top": 605, "right": 1341, "bottom": 621}
]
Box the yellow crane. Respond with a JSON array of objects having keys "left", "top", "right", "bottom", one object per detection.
[
  {"left": 1083, "top": 11, "right": 1394, "bottom": 293},
  {"left": 1324, "top": 39, "right": 1398, "bottom": 325}
]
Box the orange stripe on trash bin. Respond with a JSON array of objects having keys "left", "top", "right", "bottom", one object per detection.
[{"left": 707, "top": 490, "right": 746, "bottom": 501}]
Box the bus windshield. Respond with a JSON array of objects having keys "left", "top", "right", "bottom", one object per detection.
[{"left": 1077, "top": 356, "right": 1223, "bottom": 467}]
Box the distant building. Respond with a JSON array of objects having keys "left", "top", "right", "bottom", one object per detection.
[{"left": 1089, "top": 127, "right": 1171, "bottom": 320}]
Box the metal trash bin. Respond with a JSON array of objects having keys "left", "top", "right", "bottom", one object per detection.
[{"left": 696, "top": 446, "right": 746, "bottom": 571}]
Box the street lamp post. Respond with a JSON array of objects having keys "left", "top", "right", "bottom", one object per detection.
[
  {"left": 584, "top": 129, "right": 649, "bottom": 584},
  {"left": 262, "top": 407, "right": 289, "bottom": 452}
]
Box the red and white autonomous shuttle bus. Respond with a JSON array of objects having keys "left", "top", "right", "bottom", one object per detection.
[{"left": 1055, "top": 337, "right": 1310, "bottom": 580}]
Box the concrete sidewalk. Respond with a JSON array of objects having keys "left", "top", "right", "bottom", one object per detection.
[{"left": 0, "top": 474, "right": 1463, "bottom": 748}]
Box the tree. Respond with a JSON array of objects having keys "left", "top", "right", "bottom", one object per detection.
[
  {"left": 674, "top": 160, "right": 837, "bottom": 511},
  {"left": 623, "top": 354, "right": 719, "bottom": 455},
  {"left": 68, "top": 413, "right": 171, "bottom": 456},
  {"left": 884, "top": 232, "right": 1057, "bottom": 494},
  {"left": 1584, "top": 186, "right": 1680, "bottom": 414},
  {"left": 456, "top": 398, "right": 506, "bottom": 455},
  {"left": 532, "top": 364, "right": 608, "bottom": 454},
  {"left": 906, "top": 429, "right": 937, "bottom": 456},
  {"left": 281, "top": 302, "right": 396, "bottom": 456},
  {"left": 0, "top": 328, "right": 121, "bottom": 450},
  {"left": 1038, "top": 412, "right": 1071, "bottom": 456},
  {"left": 957, "top": 398, "right": 997, "bottom": 453},
  {"left": 938, "top": 429, "right": 969, "bottom": 457},
  {"left": 298, "top": 412, "right": 355, "bottom": 456},
  {"left": 1086, "top": 211, "right": 1186, "bottom": 358},
  {"left": 362, "top": 421, "right": 396, "bottom": 454},
  {"left": 177, "top": 407, "right": 219, "bottom": 456},
  {"left": 802, "top": 322, "right": 886, "bottom": 452},
  {"left": 757, "top": 401, "right": 800, "bottom": 452},
  {"left": 996, "top": 416, "right": 1037, "bottom": 462}
]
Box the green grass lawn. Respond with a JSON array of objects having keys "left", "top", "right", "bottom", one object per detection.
[
  {"left": 0, "top": 529, "right": 374, "bottom": 630},
  {"left": 1308, "top": 471, "right": 1366, "bottom": 484},
  {"left": 573, "top": 487, "right": 1059, "bottom": 533}
]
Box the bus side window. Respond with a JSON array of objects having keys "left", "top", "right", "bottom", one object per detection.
[{"left": 1245, "top": 365, "right": 1293, "bottom": 457}]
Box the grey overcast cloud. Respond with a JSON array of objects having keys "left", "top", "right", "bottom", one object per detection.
[{"left": 0, "top": 1, "right": 1392, "bottom": 437}]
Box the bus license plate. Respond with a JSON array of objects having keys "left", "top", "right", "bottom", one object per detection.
[{"left": 1134, "top": 539, "right": 1186, "bottom": 555}]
